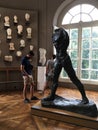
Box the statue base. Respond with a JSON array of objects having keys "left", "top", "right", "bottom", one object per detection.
[{"left": 41, "top": 95, "right": 98, "bottom": 117}]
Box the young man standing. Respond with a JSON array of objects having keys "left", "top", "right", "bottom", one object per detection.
[{"left": 20, "top": 51, "right": 38, "bottom": 103}]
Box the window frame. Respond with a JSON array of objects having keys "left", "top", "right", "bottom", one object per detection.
[
  {"left": 53, "top": 0, "right": 98, "bottom": 85},
  {"left": 58, "top": 20, "right": 98, "bottom": 85}
]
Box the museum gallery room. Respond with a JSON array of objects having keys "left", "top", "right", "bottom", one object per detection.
[{"left": 0, "top": 0, "right": 98, "bottom": 130}]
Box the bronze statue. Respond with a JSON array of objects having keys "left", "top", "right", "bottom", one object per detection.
[{"left": 43, "top": 27, "right": 89, "bottom": 104}]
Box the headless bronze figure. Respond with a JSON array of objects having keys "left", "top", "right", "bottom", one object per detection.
[{"left": 44, "top": 27, "right": 89, "bottom": 104}]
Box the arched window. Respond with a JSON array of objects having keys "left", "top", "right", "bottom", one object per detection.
[
  {"left": 53, "top": 1, "right": 98, "bottom": 85},
  {"left": 62, "top": 4, "right": 98, "bottom": 24}
]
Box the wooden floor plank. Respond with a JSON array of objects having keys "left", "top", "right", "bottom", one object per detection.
[
  {"left": 33, "top": 116, "right": 49, "bottom": 130},
  {"left": 0, "top": 87, "right": 97, "bottom": 130}
]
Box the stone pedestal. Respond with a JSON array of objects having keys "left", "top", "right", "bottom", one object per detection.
[
  {"left": 31, "top": 101, "right": 98, "bottom": 129},
  {"left": 41, "top": 95, "right": 98, "bottom": 117},
  {"left": 37, "top": 66, "right": 46, "bottom": 91}
]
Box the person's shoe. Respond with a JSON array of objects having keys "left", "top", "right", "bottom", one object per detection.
[
  {"left": 24, "top": 98, "right": 30, "bottom": 103},
  {"left": 31, "top": 96, "right": 39, "bottom": 100}
]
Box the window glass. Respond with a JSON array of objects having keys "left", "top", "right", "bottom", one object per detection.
[
  {"left": 92, "top": 50, "right": 98, "bottom": 59},
  {"left": 92, "top": 27, "right": 98, "bottom": 38},
  {"left": 70, "top": 29, "right": 78, "bottom": 39},
  {"left": 82, "top": 50, "right": 89, "bottom": 59},
  {"left": 81, "top": 14, "right": 92, "bottom": 22},
  {"left": 91, "top": 60, "right": 98, "bottom": 69},
  {"left": 82, "top": 39, "right": 90, "bottom": 49},
  {"left": 81, "top": 70, "right": 89, "bottom": 79},
  {"left": 90, "top": 8, "right": 98, "bottom": 20},
  {"left": 69, "top": 5, "right": 80, "bottom": 15},
  {"left": 59, "top": 3, "right": 98, "bottom": 83},
  {"left": 62, "top": 13, "right": 72, "bottom": 25},
  {"left": 82, "top": 60, "right": 89, "bottom": 69},
  {"left": 92, "top": 39, "right": 98, "bottom": 48},
  {"left": 82, "top": 27, "right": 91, "bottom": 38},
  {"left": 70, "top": 40, "right": 78, "bottom": 49},
  {"left": 62, "top": 4, "right": 98, "bottom": 24},
  {"left": 61, "top": 68, "right": 68, "bottom": 78},
  {"left": 81, "top": 4, "right": 94, "bottom": 13},
  {"left": 90, "top": 71, "right": 98, "bottom": 79}
]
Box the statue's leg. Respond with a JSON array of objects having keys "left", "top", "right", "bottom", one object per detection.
[
  {"left": 43, "top": 62, "right": 62, "bottom": 101},
  {"left": 63, "top": 56, "right": 89, "bottom": 104}
]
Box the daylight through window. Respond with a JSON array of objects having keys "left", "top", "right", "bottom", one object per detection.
[{"left": 60, "top": 4, "right": 98, "bottom": 84}]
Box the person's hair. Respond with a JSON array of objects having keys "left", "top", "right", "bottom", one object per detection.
[
  {"left": 28, "top": 51, "right": 34, "bottom": 56},
  {"left": 52, "top": 54, "right": 56, "bottom": 59}
]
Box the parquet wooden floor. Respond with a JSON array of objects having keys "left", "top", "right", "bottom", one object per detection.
[{"left": 0, "top": 87, "right": 97, "bottom": 130}]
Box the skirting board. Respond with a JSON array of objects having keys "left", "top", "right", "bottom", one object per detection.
[{"left": 31, "top": 101, "right": 98, "bottom": 129}]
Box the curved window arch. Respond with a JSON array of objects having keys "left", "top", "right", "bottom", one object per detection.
[
  {"left": 54, "top": 1, "right": 98, "bottom": 85},
  {"left": 62, "top": 4, "right": 98, "bottom": 25}
]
